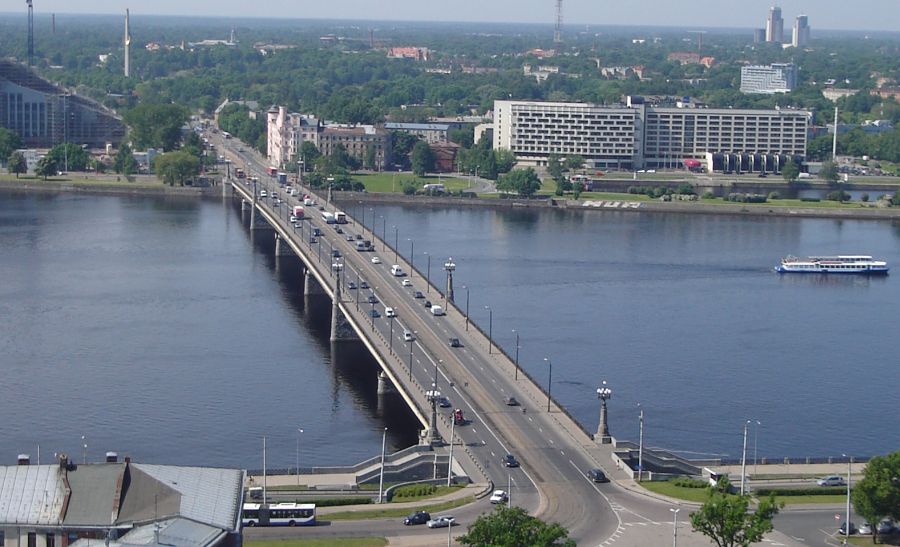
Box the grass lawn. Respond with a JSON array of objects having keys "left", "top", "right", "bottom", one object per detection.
[
  {"left": 700, "top": 197, "right": 869, "bottom": 209},
  {"left": 390, "top": 485, "right": 465, "bottom": 503},
  {"left": 0, "top": 174, "right": 166, "bottom": 188},
  {"left": 770, "top": 494, "right": 847, "bottom": 505},
  {"left": 325, "top": 496, "right": 474, "bottom": 521},
  {"left": 639, "top": 481, "right": 715, "bottom": 503},
  {"left": 352, "top": 172, "right": 471, "bottom": 193},
  {"left": 245, "top": 539, "right": 388, "bottom": 547}
]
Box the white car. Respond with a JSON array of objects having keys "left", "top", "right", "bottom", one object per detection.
[
  {"left": 816, "top": 475, "right": 846, "bottom": 487},
  {"left": 426, "top": 515, "right": 455, "bottom": 529},
  {"left": 403, "top": 330, "right": 415, "bottom": 341},
  {"left": 385, "top": 307, "right": 396, "bottom": 318},
  {"left": 402, "top": 279, "right": 412, "bottom": 287},
  {"left": 371, "top": 256, "right": 382, "bottom": 264},
  {"left": 259, "top": 190, "right": 267, "bottom": 198},
  {"left": 489, "top": 490, "right": 508, "bottom": 504}
]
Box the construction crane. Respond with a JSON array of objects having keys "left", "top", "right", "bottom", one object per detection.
[
  {"left": 26, "top": 0, "right": 34, "bottom": 66},
  {"left": 687, "top": 30, "right": 707, "bottom": 53}
]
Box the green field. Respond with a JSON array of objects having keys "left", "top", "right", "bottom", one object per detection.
[
  {"left": 352, "top": 172, "right": 472, "bottom": 193},
  {"left": 390, "top": 484, "right": 465, "bottom": 503},
  {"left": 771, "top": 494, "right": 846, "bottom": 505},
  {"left": 325, "top": 496, "right": 474, "bottom": 521},
  {"left": 0, "top": 173, "right": 166, "bottom": 188},
  {"left": 639, "top": 481, "right": 717, "bottom": 503},
  {"left": 246, "top": 539, "right": 388, "bottom": 547}
]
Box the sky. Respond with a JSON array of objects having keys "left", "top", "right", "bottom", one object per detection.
[{"left": 16, "top": 0, "right": 900, "bottom": 32}]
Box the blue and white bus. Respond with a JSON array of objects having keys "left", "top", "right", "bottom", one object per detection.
[
  {"left": 321, "top": 211, "right": 336, "bottom": 224},
  {"left": 242, "top": 502, "right": 316, "bottom": 527}
]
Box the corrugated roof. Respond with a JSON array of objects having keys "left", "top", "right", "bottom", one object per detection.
[
  {"left": 0, "top": 465, "right": 66, "bottom": 525},
  {"left": 132, "top": 465, "right": 241, "bottom": 531},
  {"left": 70, "top": 518, "right": 226, "bottom": 547}
]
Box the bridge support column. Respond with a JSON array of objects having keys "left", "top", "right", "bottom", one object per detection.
[
  {"left": 376, "top": 371, "right": 389, "bottom": 394},
  {"left": 274, "top": 234, "right": 293, "bottom": 257},
  {"left": 329, "top": 277, "right": 342, "bottom": 342},
  {"left": 304, "top": 270, "right": 324, "bottom": 296}
]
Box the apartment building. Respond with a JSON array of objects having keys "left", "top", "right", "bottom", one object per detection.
[
  {"left": 740, "top": 63, "right": 798, "bottom": 94},
  {"left": 493, "top": 99, "right": 809, "bottom": 171}
]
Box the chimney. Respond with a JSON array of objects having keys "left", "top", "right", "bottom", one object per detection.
[
  {"left": 124, "top": 456, "right": 131, "bottom": 464},
  {"left": 17, "top": 454, "right": 31, "bottom": 465},
  {"left": 58, "top": 453, "right": 69, "bottom": 470},
  {"left": 105, "top": 452, "right": 118, "bottom": 463}
]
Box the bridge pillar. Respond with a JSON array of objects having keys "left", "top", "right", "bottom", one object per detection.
[
  {"left": 250, "top": 190, "right": 257, "bottom": 230},
  {"left": 329, "top": 272, "right": 358, "bottom": 341},
  {"left": 304, "top": 270, "right": 324, "bottom": 296},
  {"left": 376, "top": 371, "right": 390, "bottom": 394},
  {"left": 274, "top": 234, "right": 293, "bottom": 257}
]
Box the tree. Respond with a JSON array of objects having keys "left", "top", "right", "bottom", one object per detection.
[
  {"left": 781, "top": 159, "right": 800, "bottom": 183},
  {"left": 820, "top": 161, "right": 840, "bottom": 185},
  {"left": 114, "top": 143, "right": 138, "bottom": 175},
  {"left": 564, "top": 155, "right": 585, "bottom": 171},
  {"left": 47, "top": 143, "right": 90, "bottom": 172},
  {"left": 690, "top": 486, "right": 782, "bottom": 547},
  {"left": 364, "top": 145, "right": 378, "bottom": 171},
  {"left": 497, "top": 167, "right": 542, "bottom": 197},
  {"left": 459, "top": 506, "right": 575, "bottom": 547},
  {"left": 34, "top": 156, "right": 59, "bottom": 181},
  {"left": 572, "top": 181, "right": 583, "bottom": 200},
  {"left": 482, "top": 149, "right": 498, "bottom": 180},
  {"left": 0, "top": 127, "right": 23, "bottom": 163},
  {"left": 7, "top": 151, "right": 27, "bottom": 178},
  {"left": 123, "top": 103, "right": 190, "bottom": 151},
  {"left": 852, "top": 451, "right": 900, "bottom": 544},
  {"left": 153, "top": 150, "right": 199, "bottom": 186},
  {"left": 494, "top": 148, "right": 517, "bottom": 174},
  {"left": 391, "top": 131, "right": 419, "bottom": 170},
  {"left": 299, "top": 141, "right": 320, "bottom": 171},
  {"left": 410, "top": 141, "right": 435, "bottom": 176}
]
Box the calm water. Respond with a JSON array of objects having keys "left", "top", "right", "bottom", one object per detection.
[{"left": 2, "top": 191, "right": 898, "bottom": 469}]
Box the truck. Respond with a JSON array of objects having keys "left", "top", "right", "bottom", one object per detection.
[
  {"left": 277, "top": 172, "right": 288, "bottom": 185},
  {"left": 422, "top": 183, "right": 445, "bottom": 193},
  {"left": 322, "top": 212, "right": 336, "bottom": 224},
  {"left": 356, "top": 240, "right": 373, "bottom": 252},
  {"left": 335, "top": 211, "right": 347, "bottom": 224},
  {"left": 431, "top": 305, "right": 445, "bottom": 316},
  {"left": 390, "top": 265, "right": 404, "bottom": 277},
  {"left": 266, "top": 167, "right": 278, "bottom": 176},
  {"left": 292, "top": 206, "right": 305, "bottom": 219}
]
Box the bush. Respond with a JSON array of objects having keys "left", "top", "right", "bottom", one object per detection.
[
  {"left": 860, "top": 192, "right": 869, "bottom": 202},
  {"left": 754, "top": 487, "right": 845, "bottom": 497},
  {"left": 676, "top": 183, "right": 695, "bottom": 195},
  {"left": 893, "top": 191, "right": 900, "bottom": 206},
  {"left": 767, "top": 191, "right": 780, "bottom": 200},
  {"left": 725, "top": 193, "right": 767, "bottom": 203},
  {"left": 702, "top": 191, "right": 715, "bottom": 199},
  {"left": 402, "top": 182, "right": 417, "bottom": 195},
  {"left": 392, "top": 483, "right": 437, "bottom": 499},
  {"left": 672, "top": 477, "right": 708, "bottom": 489},
  {"left": 800, "top": 197, "right": 820, "bottom": 202},
  {"left": 294, "top": 497, "right": 372, "bottom": 507},
  {"left": 826, "top": 190, "right": 850, "bottom": 202}
]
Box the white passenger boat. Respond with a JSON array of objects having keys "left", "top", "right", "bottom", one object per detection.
[{"left": 776, "top": 255, "right": 889, "bottom": 274}]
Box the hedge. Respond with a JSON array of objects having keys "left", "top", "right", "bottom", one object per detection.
[{"left": 754, "top": 487, "right": 846, "bottom": 497}]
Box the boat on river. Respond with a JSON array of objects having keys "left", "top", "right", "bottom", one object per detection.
[{"left": 776, "top": 255, "right": 889, "bottom": 274}]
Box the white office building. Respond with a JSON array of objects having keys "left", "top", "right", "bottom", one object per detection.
[
  {"left": 740, "top": 63, "right": 797, "bottom": 94},
  {"left": 493, "top": 99, "right": 809, "bottom": 170}
]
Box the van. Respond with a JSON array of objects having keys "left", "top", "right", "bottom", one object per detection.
[
  {"left": 390, "top": 265, "right": 404, "bottom": 277},
  {"left": 431, "top": 305, "right": 445, "bottom": 316},
  {"left": 248, "top": 486, "right": 263, "bottom": 500}
]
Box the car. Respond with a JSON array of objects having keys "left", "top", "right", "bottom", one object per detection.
[
  {"left": 292, "top": 222, "right": 300, "bottom": 228},
  {"left": 438, "top": 396, "right": 451, "bottom": 408},
  {"left": 348, "top": 281, "right": 357, "bottom": 290},
  {"left": 385, "top": 307, "right": 396, "bottom": 318},
  {"left": 876, "top": 520, "right": 895, "bottom": 535},
  {"left": 402, "top": 279, "right": 412, "bottom": 287},
  {"left": 489, "top": 490, "right": 508, "bottom": 504},
  {"left": 332, "top": 250, "right": 342, "bottom": 258},
  {"left": 346, "top": 235, "right": 355, "bottom": 241},
  {"left": 587, "top": 468, "right": 609, "bottom": 483},
  {"left": 290, "top": 215, "right": 298, "bottom": 222},
  {"left": 449, "top": 338, "right": 461, "bottom": 348},
  {"left": 368, "top": 309, "right": 381, "bottom": 318},
  {"left": 503, "top": 454, "right": 519, "bottom": 468},
  {"left": 360, "top": 281, "right": 369, "bottom": 289},
  {"left": 426, "top": 515, "right": 456, "bottom": 529},
  {"left": 318, "top": 206, "right": 325, "bottom": 211},
  {"left": 403, "top": 330, "right": 415, "bottom": 342},
  {"left": 335, "top": 227, "right": 344, "bottom": 234},
  {"left": 313, "top": 228, "right": 322, "bottom": 236},
  {"left": 404, "top": 511, "right": 430, "bottom": 526},
  {"left": 424, "top": 300, "right": 432, "bottom": 308},
  {"left": 838, "top": 522, "right": 858, "bottom": 536},
  {"left": 309, "top": 236, "right": 317, "bottom": 244},
  {"left": 505, "top": 396, "right": 519, "bottom": 406},
  {"left": 355, "top": 234, "right": 363, "bottom": 240},
  {"left": 371, "top": 256, "right": 382, "bottom": 264},
  {"left": 414, "top": 291, "right": 424, "bottom": 299},
  {"left": 367, "top": 295, "right": 378, "bottom": 304},
  {"left": 259, "top": 190, "right": 267, "bottom": 198},
  {"left": 859, "top": 522, "right": 873, "bottom": 535},
  {"left": 817, "top": 475, "right": 846, "bottom": 487}
]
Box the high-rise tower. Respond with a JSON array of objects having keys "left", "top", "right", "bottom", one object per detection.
[
  {"left": 124, "top": 9, "right": 131, "bottom": 78},
  {"left": 26, "top": 0, "right": 34, "bottom": 66},
  {"left": 792, "top": 15, "right": 810, "bottom": 48},
  {"left": 554, "top": 0, "right": 563, "bottom": 44},
  {"left": 766, "top": 6, "right": 784, "bottom": 43}
]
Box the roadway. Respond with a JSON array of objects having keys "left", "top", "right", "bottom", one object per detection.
[{"left": 208, "top": 128, "right": 825, "bottom": 547}]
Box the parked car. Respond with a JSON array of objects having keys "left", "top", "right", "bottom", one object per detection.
[
  {"left": 587, "top": 468, "right": 609, "bottom": 483},
  {"left": 426, "top": 515, "right": 456, "bottom": 529},
  {"left": 505, "top": 396, "right": 519, "bottom": 406},
  {"left": 817, "top": 475, "right": 846, "bottom": 487},
  {"left": 402, "top": 279, "right": 412, "bottom": 287},
  {"left": 859, "top": 522, "right": 873, "bottom": 535},
  {"left": 503, "top": 454, "right": 520, "bottom": 468},
  {"left": 876, "top": 520, "right": 895, "bottom": 535},
  {"left": 371, "top": 256, "right": 382, "bottom": 264},
  {"left": 414, "top": 291, "right": 424, "bottom": 299},
  {"left": 449, "top": 338, "right": 461, "bottom": 348},
  {"left": 838, "top": 522, "right": 858, "bottom": 536},
  {"left": 404, "top": 511, "right": 430, "bottom": 525},
  {"left": 489, "top": 490, "right": 508, "bottom": 504}
]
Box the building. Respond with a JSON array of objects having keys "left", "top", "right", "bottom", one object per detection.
[
  {"left": 387, "top": 47, "right": 429, "bottom": 61},
  {"left": 766, "top": 6, "right": 784, "bottom": 43},
  {"left": 740, "top": 63, "right": 797, "bottom": 94},
  {"left": 0, "top": 454, "right": 244, "bottom": 547},
  {"left": 822, "top": 87, "right": 859, "bottom": 102},
  {"left": 0, "top": 60, "right": 125, "bottom": 149},
  {"left": 492, "top": 99, "right": 809, "bottom": 171},
  {"left": 871, "top": 87, "right": 900, "bottom": 101},
  {"left": 753, "top": 28, "right": 766, "bottom": 43},
  {"left": 384, "top": 122, "right": 450, "bottom": 144},
  {"left": 266, "top": 106, "right": 391, "bottom": 170},
  {"left": 791, "top": 15, "right": 810, "bottom": 48}
]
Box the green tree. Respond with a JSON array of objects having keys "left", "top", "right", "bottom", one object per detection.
[
  {"left": 781, "top": 159, "right": 800, "bottom": 183},
  {"left": 7, "top": 151, "right": 27, "bottom": 178},
  {"left": 852, "top": 451, "right": 900, "bottom": 543},
  {"left": 564, "top": 154, "right": 585, "bottom": 171},
  {"left": 34, "top": 156, "right": 59, "bottom": 181},
  {"left": 819, "top": 161, "right": 840, "bottom": 185},
  {"left": 123, "top": 103, "right": 190, "bottom": 151},
  {"left": 391, "top": 131, "right": 419, "bottom": 170},
  {"left": 364, "top": 145, "right": 378, "bottom": 171},
  {"left": 481, "top": 149, "right": 498, "bottom": 180},
  {"left": 547, "top": 153, "right": 564, "bottom": 182},
  {"left": 449, "top": 127, "right": 474, "bottom": 148},
  {"left": 497, "top": 167, "right": 542, "bottom": 197},
  {"left": 572, "top": 181, "right": 583, "bottom": 200},
  {"left": 114, "top": 143, "right": 138, "bottom": 175},
  {"left": 690, "top": 485, "right": 783, "bottom": 547},
  {"left": 47, "top": 143, "right": 90, "bottom": 172},
  {"left": 299, "top": 141, "right": 320, "bottom": 171},
  {"left": 494, "top": 148, "right": 517, "bottom": 174},
  {"left": 153, "top": 150, "right": 199, "bottom": 186},
  {"left": 402, "top": 181, "right": 417, "bottom": 195},
  {"left": 411, "top": 141, "right": 435, "bottom": 176},
  {"left": 0, "top": 127, "right": 23, "bottom": 163},
  {"left": 459, "top": 506, "right": 575, "bottom": 547}
]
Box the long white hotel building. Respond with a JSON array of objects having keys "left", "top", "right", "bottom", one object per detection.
[{"left": 493, "top": 99, "right": 810, "bottom": 171}]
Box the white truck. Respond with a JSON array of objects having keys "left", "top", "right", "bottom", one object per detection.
[
  {"left": 390, "top": 265, "right": 404, "bottom": 277},
  {"left": 431, "top": 305, "right": 445, "bottom": 316}
]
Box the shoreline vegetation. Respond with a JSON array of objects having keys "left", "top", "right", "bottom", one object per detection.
[{"left": 3, "top": 175, "right": 900, "bottom": 221}]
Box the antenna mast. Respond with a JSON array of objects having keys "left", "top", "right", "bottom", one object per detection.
[
  {"left": 554, "top": 0, "right": 563, "bottom": 44},
  {"left": 124, "top": 9, "right": 131, "bottom": 78},
  {"left": 26, "top": 0, "right": 34, "bottom": 66}
]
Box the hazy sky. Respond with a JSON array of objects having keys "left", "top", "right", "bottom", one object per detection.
[{"left": 20, "top": 1, "right": 900, "bottom": 32}]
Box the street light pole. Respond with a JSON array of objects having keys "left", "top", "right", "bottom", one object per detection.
[
  {"left": 378, "top": 428, "right": 388, "bottom": 503},
  {"left": 740, "top": 420, "right": 750, "bottom": 496},
  {"left": 596, "top": 381, "right": 612, "bottom": 443},
  {"left": 638, "top": 405, "right": 644, "bottom": 482},
  {"left": 425, "top": 253, "right": 431, "bottom": 293},
  {"left": 408, "top": 334, "right": 415, "bottom": 382},
  {"left": 463, "top": 286, "right": 470, "bottom": 331},
  {"left": 393, "top": 226, "right": 398, "bottom": 263},
  {"left": 389, "top": 315, "right": 395, "bottom": 355},
  {"left": 544, "top": 358, "right": 553, "bottom": 412},
  {"left": 408, "top": 239, "right": 414, "bottom": 278},
  {"left": 512, "top": 329, "right": 520, "bottom": 379},
  {"left": 381, "top": 216, "right": 386, "bottom": 251},
  {"left": 444, "top": 258, "right": 455, "bottom": 303},
  {"left": 296, "top": 428, "right": 303, "bottom": 486},
  {"left": 753, "top": 420, "right": 761, "bottom": 476},
  {"left": 843, "top": 453, "right": 851, "bottom": 543},
  {"left": 485, "top": 306, "right": 493, "bottom": 354},
  {"left": 670, "top": 508, "right": 680, "bottom": 547},
  {"left": 446, "top": 418, "right": 455, "bottom": 487}
]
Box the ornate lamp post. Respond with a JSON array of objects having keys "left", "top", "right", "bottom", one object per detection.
[
  {"left": 444, "top": 257, "right": 455, "bottom": 303},
  {"left": 425, "top": 384, "right": 442, "bottom": 446},
  {"left": 596, "top": 381, "right": 613, "bottom": 444}
]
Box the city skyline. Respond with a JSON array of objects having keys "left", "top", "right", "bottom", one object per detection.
[{"left": 6, "top": 0, "right": 900, "bottom": 33}]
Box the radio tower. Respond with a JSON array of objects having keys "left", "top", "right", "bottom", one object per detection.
[
  {"left": 26, "top": 0, "right": 34, "bottom": 66},
  {"left": 554, "top": 0, "right": 563, "bottom": 43},
  {"left": 124, "top": 9, "right": 131, "bottom": 77}
]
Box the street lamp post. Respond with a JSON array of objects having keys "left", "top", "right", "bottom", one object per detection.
[
  {"left": 370, "top": 293, "right": 377, "bottom": 331},
  {"left": 670, "top": 508, "right": 680, "bottom": 547},
  {"left": 408, "top": 239, "right": 414, "bottom": 278},
  {"left": 544, "top": 358, "right": 553, "bottom": 412},
  {"left": 381, "top": 216, "right": 386, "bottom": 251},
  {"left": 740, "top": 420, "right": 750, "bottom": 496},
  {"left": 596, "top": 381, "right": 612, "bottom": 443},
  {"left": 378, "top": 428, "right": 388, "bottom": 503},
  {"left": 81, "top": 435, "right": 87, "bottom": 464},
  {"left": 638, "top": 405, "right": 644, "bottom": 481},
  {"left": 512, "top": 329, "right": 520, "bottom": 379},
  {"left": 425, "top": 252, "right": 431, "bottom": 293},
  {"left": 389, "top": 315, "right": 395, "bottom": 355},
  {"left": 842, "top": 453, "right": 851, "bottom": 544},
  {"left": 296, "top": 428, "right": 303, "bottom": 486},
  {"left": 753, "top": 420, "right": 761, "bottom": 476},
  {"left": 464, "top": 286, "right": 470, "bottom": 331},
  {"left": 393, "top": 226, "right": 398, "bottom": 263},
  {"left": 355, "top": 271, "right": 360, "bottom": 310},
  {"left": 408, "top": 332, "right": 416, "bottom": 381},
  {"left": 444, "top": 258, "right": 455, "bottom": 303}
]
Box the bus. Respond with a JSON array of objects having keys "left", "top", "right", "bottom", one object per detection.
[
  {"left": 322, "top": 211, "right": 336, "bottom": 224},
  {"left": 266, "top": 167, "right": 278, "bottom": 176},
  {"left": 242, "top": 503, "right": 316, "bottom": 527},
  {"left": 335, "top": 211, "right": 347, "bottom": 224}
]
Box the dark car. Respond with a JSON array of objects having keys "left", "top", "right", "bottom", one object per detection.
[
  {"left": 335, "top": 227, "right": 344, "bottom": 234},
  {"left": 355, "top": 234, "right": 363, "bottom": 240},
  {"left": 369, "top": 309, "right": 381, "bottom": 318},
  {"left": 368, "top": 295, "right": 378, "bottom": 304},
  {"left": 503, "top": 454, "right": 519, "bottom": 468},
  {"left": 438, "top": 396, "right": 452, "bottom": 408},
  {"left": 360, "top": 281, "right": 369, "bottom": 289},
  {"left": 414, "top": 291, "right": 424, "bottom": 299},
  {"left": 332, "top": 250, "right": 342, "bottom": 258},
  {"left": 346, "top": 235, "right": 355, "bottom": 241},
  {"left": 313, "top": 228, "right": 322, "bottom": 236},
  {"left": 348, "top": 281, "right": 357, "bottom": 290},
  {"left": 424, "top": 300, "right": 432, "bottom": 308},
  {"left": 404, "top": 511, "right": 430, "bottom": 526},
  {"left": 505, "top": 396, "right": 519, "bottom": 406},
  {"left": 587, "top": 468, "right": 609, "bottom": 483},
  {"left": 449, "top": 338, "right": 461, "bottom": 348},
  {"left": 838, "top": 522, "right": 858, "bottom": 536},
  {"left": 309, "top": 236, "right": 317, "bottom": 244}
]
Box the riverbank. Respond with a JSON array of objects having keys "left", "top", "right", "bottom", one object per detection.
[{"left": 0, "top": 175, "right": 208, "bottom": 198}]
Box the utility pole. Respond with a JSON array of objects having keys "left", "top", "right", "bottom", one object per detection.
[
  {"left": 832, "top": 106, "right": 839, "bottom": 159},
  {"left": 740, "top": 421, "right": 749, "bottom": 496},
  {"left": 638, "top": 406, "right": 644, "bottom": 482}
]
